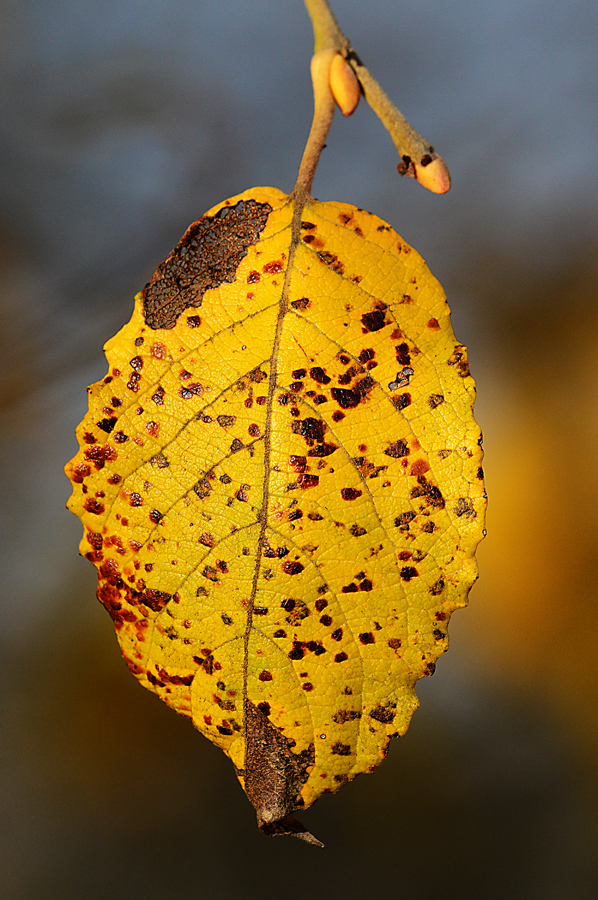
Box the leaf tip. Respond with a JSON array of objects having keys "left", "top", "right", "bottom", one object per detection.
[{"left": 260, "top": 814, "right": 324, "bottom": 848}]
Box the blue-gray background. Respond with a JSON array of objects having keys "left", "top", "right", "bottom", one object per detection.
[{"left": 2, "top": 1, "right": 598, "bottom": 897}]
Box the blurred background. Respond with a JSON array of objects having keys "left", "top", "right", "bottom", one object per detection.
[{"left": 1, "top": 0, "right": 597, "bottom": 896}]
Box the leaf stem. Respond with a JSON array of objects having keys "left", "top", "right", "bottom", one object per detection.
[
  {"left": 303, "top": 0, "right": 344, "bottom": 53},
  {"left": 293, "top": 49, "right": 337, "bottom": 201}
]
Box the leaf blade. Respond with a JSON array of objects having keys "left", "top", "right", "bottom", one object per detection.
[{"left": 66, "top": 186, "right": 485, "bottom": 834}]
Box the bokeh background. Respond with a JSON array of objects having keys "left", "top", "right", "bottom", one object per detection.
[{"left": 2, "top": 0, "right": 597, "bottom": 897}]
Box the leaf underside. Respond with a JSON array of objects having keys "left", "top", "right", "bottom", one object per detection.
[{"left": 66, "top": 187, "right": 485, "bottom": 842}]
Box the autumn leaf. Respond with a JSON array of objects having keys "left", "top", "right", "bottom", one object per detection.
[
  {"left": 65, "top": 0, "right": 485, "bottom": 845},
  {"left": 65, "top": 186, "right": 484, "bottom": 842}
]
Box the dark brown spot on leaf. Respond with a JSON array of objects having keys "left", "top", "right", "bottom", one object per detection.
[
  {"left": 410, "top": 481, "right": 445, "bottom": 508},
  {"left": 96, "top": 416, "right": 117, "bottom": 434},
  {"left": 292, "top": 417, "right": 326, "bottom": 445},
  {"left": 333, "top": 710, "right": 361, "bottom": 724},
  {"left": 317, "top": 250, "right": 344, "bottom": 275},
  {"left": 341, "top": 488, "right": 362, "bottom": 501},
  {"left": 447, "top": 345, "right": 471, "bottom": 377},
  {"left": 350, "top": 524, "right": 366, "bottom": 537},
  {"left": 307, "top": 442, "right": 337, "bottom": 458},
  {"left": 384, "top": 440, "right": 409, "bottom": 459},
  {"left": 309, "top": 367, "right": 331, "bottom": 385},
  {"left": 298, "top": 473, "right": 319, "bottom": 489},
  {"left": 369, "top": 704, "right": 396, "bottom": 724},
  {"left": 142, "top": 199, "right": 272, "bottom": 329},
  {"left": 393, "top": 393, "right": 411, "bottom": 410},
  {"left": 331, "top": 742, "right": 352, "bottom": 756},
  {"left": 361, "top": 309, "right": 387, "bottom": 332},
  {"left": 291, "top": 297, "right": 310, "bottom": 310},
  {"left": 83, "top": 497, "right": 104, "bottom": 515},
  {"left": 263, "top": 259, "right": 283, "bottom": 274}
]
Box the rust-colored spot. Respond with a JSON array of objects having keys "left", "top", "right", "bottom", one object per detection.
[
  {"left": 410, "top": 481, "right": 445, "bottom": 509},
  {"left": 331, "top": 387, "right": 359, "bottom": 409},
  {"left": 291, "top": 297, "right": 310, "bottom": 310},
  {"left": 359, "top": 632, "right": 374, "bottom": 644},
  {"left": 263, "top": 259, "right": 284, "bottom": 274},
  {"left": 395, "top": 343, "right": 411, "bottom": 365},
  {"left": 370, "top": 704, "right": 396, "bottom": 724},
  {"left": 258, "top": 670, "right": 273, "bottom": 682},
  {"left": 361, "top": 308, "right": 387, "bottom": 332},
  {"left": 447, "top": 345, "right": 471, "bottom": 377},
  {"left": 317, "top": 250, "right": 344, "bottom": 275},
  {"left": 384, "top": 440, "right": 409, "bottom": 459},
  {"left": 308, "top": 442, "right": 337, "bottom": 458},
  {"left": 309, "top": 366, "right": 331, "bottom": 384},
  {"left": 410, "top": 459, "right": 430, "bottom": 477},
  {"left": 454, "top": 497, "right": 476, "bottom": 518},
  {"left": 393, "top": 393, "right": 412, "bottom": 411},
  {"left": 292, "top": 417, "right": 326, "bottom": 445},
  {"left": 282, "top": 561, "right": 304, "bottom": 576},
  {"left": 152, "top": 386, "right": 165, "bottom": 405},
  {"left": 72, "top": 462, "right": 91, "bottom": 483},
  {"left": 288, "top": 641, "right": 305, "bottom": 660},
  {"left": 96, "top": 416, "right": 117, "bottom": 434},
  {"left": 333, "top": 709, "right": 361, "bottom": 724},
  {"left": 331, "top": 741, "right": 351, "bottom": 756},
  {"left": 289, "top": 455, "right": 307, "bottom": 473},
  {"left": 341, "top": 488, "right": 362, "bottom": 501},
  {"left": 298, "top": 473, "right": 319, "bottom": 489},
  {"left": 127, "top": 372, "right": 140, "bottom": 392},
  {"left": 150, "top": 342, "right": 167, "bottom": 359},
  {"left": 142, "top": 199, "right": 272, "bottom": 329}
]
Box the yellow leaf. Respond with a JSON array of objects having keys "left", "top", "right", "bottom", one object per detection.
[{"left": 65, "top": 187, "right": 485, "bottom": 843}]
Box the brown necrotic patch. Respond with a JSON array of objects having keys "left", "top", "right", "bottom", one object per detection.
[
  {"left": 142, "top": 199, "right": 272, "bottom": 329},
  {"left": 384, "top": 439, "right": 409, "bottom": 459},
  {"left": 361, "top": 305, "right": 388, "bottom": 332},
  {"left": 316, "top": 250, "right": 344, "bottom": 275},
  {"left": 244, "top": 700, "right": 315, "bottom": 836},
  {"left": 369, "top": 703, "right": 396, "bottom": 724}
]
